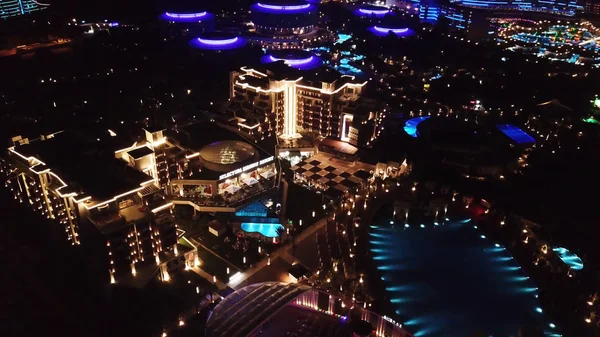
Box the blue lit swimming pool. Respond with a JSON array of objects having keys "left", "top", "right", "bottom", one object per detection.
[
  {"left": 553, "top": 247, "right": 583, "bottom": 271},
  {"left": 241, "top": 223, "right": 283, "bottom": 238},
  {"left": 370, "top": 220, "right": 549, "bottom": 337},
  {"left": 497, "top": 124, "right": 535, "bottom": 144},
  {"left": 335, "top": 33, "right": 352, "bottom": 44},
  {"left": 403, "top": 116, "right": 430, "bottom": 138}
]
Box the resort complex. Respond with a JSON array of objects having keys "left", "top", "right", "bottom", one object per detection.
[{"left": 4, "top": 1, "right": 600, "bottom": 337}]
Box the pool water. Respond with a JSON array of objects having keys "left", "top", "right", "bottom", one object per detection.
[
  {"left": 370, "top": 220, "right": 548, "bottom": 337},
  {"left": 236, "top": 201, "right": 268, "bottom": 217},
  {"left": 241, "top": 223, "right": 283, "bottom": 238},
  {"left": 403, "top": 116, "right": 430, "bottom": 138},
  {"left": 553, "top": 247, "right": 583, "bottom": 271},
  {"left": 497, "top": 124, "right": 535, "bottom": 144}
]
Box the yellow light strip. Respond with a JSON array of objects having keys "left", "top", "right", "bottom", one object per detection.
[
  {"left": 114, "top": 142, "right": 139, "bottom": 154},
  {"left": 29, "top": 166, "right": 50, "bottom": 174},
  {"left": 73, "top": 196, "right": 92, "bottom": 203},
  {"left": 10, "top": 144, "right": 159, "bottom": 208},
  {"left": 238, "top": 123, "right": 259, "bottom": 129},
  {"left": 141, "top": 178, "right": 156, "bottom": 186},
  {"left": 151, "top": 202, "right": 173, "bottom": 213},
  {"left": 85, "top": 186, "right": 147, "bottom": 210},
  {"left": 235, "top": 81, "right": 285, "bottom": 93},
  {"left": 240, "top": 66, "right": 268, "bottom": 77},
  {"left": 186, "top": 152, "right": 200, "bottom": 159},
  {"left": 296, "top": 81, "right": 368, "bottom": 95},
  {"left": 151, "top": 138, "right": 167, "bottom": 147},
  {"left": 9, "top": 148, "right": 46, "bottom": 166}
]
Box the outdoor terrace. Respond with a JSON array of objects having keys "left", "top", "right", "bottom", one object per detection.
[{"left": 172, "top": 177, "right": 277, "bottom": 210}]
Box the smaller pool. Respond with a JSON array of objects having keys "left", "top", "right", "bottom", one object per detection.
[
  {"left": 241, "top": 223, "right": 283, "bottom": 238},
  {"left": 403, "top": 116, "right": 430, "bottom": 138},
  {"left": 335, "top": 33, "right": 352, "bottom": 44},
  {"left": 553, "top": 247, "right": 584, "bottom": 271}
]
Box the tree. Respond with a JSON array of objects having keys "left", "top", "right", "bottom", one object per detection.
[{"left": 275, "top": 226, "right": 286, "bottom": 243}]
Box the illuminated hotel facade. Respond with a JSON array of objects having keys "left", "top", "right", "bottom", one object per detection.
[
  {"left": 228, "top": 64, "right": 381, "bottom": 146},
  {"left": 1, "top": 121, "right": 279, "bottom": 283},
  {"left": 1, "top": 0, "right": 48, "bottom": 19},
  {"left": 0, "top": 128, "right": 189, "bottom": 284}
]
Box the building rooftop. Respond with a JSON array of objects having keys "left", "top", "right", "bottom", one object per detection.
[
  {"left": 200, "top": 141, "right": 257, "bottom": 166},
  {"left": 12, "top": 130, "right": 153, "bottom": 202},
  {"left": 169, "top": 121, "right": 272, "bottom": 180},
  {"left": 206, "top": 282, "right": 313, "bottom": 337},
  {"left": 128, "top": 146, "right": 154, "bottom": 159},
  {"left": 239, "top": 63, "right": 364, "bottom": 90}
]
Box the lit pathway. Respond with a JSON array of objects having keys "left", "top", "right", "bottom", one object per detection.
[
  {"left": 190, "top": 265, "right": 229, "bottom": 290},
  {"left": 230, "top": 215, "right": 330, "bottom": 289}
]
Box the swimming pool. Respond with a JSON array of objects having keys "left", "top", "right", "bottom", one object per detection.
[
  {"left": 241, "top": 223, "right": 283, "bottom": 238},
  {"left": 370, "top": 220, "right": 550, "bottom": 337},
  {"left": 403, "top": 116, "right": 430, "bottom": 138},
  {"left": 553, "top": 247, "right": 584, "bottom": 271},
  {"left": 497, "top": 124, "right": 535, "bottom": 144}
]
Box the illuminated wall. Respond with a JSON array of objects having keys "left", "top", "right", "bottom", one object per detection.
[
  {"left": 283, "top": 80, "right": 300, "bottom": 138},
  {"left": 448, "top": 0, "right": 582, "bottom": 15},
  {"left": 3, "top": 133, "right": 178, "bottom": 284},
  {"left": 231, "top": 67, "right": 375, "bottom": 142},
  {"left": 419, "top": 0, "right": 440, "bottom": 21},
  {"left": 1, "top": 0, "right": 48, "bottom": 19},
  {"left": 441, "top": 6, "right": 473, "bottom": 31}
]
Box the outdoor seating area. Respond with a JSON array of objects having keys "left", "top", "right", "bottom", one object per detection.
[
  {"left": 174, "top": 178, "right": 277, "bottom": 208},
  {"left": 291, "top": 153, "right": 374, "bottom": 197}
]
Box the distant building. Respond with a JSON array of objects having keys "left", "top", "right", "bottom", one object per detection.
[
  {"left": 247, "top": 0, "right": 333, "bottom": 49},
  {"left": 1, "top": 0, "right": 48, "bottom": 19},
  {"left": 441, "top": 0, "right": 583, "bottom": 37},
  {"left": 584, "top": 0, "right": 600, "bottom": 14}
]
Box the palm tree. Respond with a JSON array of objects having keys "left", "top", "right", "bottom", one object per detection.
[{"left": 276, "top": 226, "right": 286, "bottom": 243}]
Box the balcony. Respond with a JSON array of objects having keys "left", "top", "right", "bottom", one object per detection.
[{"left": 88, "top": 202, "right": 149, "bottom": 234}]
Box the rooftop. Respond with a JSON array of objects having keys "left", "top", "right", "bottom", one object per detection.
[
  {"left": 169, "top": 122, "right": 272, "bottom": 180},
  {"left": 237, "top": 64, "right": 364, "bottom": 91},
  {"left": 12, "top": 131, "right": 153, "bottom": 203},
  {"left": 206, "top": 282, "right": 312, "bottom": 337}
]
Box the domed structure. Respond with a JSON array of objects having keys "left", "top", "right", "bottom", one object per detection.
[
  {"left": 205, "top": 282, "right": 410, "bottom": 337},
  {"left": 247, "top": 0, "right": 329, "bottom": 49},
  {"left": 189, "top": 32, "right": 247, "bottom": 51},
  {"left": 250, "top": 0, "right": 319, "bottom": 36},
  {"left": 260, "top": 49, "right": 322, "bottom": 70},
  {"left": 368, "top": 25, "right": 415, "bottom": 37},
  {"left": 354, "top": 4, "right": 391, "bottom": 18},
  {"left": 199, "top": 141, "right": 259, "bottom": 172}
]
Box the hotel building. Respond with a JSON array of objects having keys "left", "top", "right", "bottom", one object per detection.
[
  {"left": 1, "top": 128, "right": 184, "bottom": 284},
  {"left": 1, "top": 121, "right": 277, "bottom": 284},
  {"left": 227, "top": 63, "right": 381, "bottom": 147}
]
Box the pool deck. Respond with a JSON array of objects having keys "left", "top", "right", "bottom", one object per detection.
[{"left": 232, "top": 215, "right": 330, "bottom": 289}]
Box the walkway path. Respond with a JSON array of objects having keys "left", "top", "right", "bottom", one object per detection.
[
  {"left": 230, "top": 214, "right": 330, "bottom": 289},
  {"left": 191, "top": 266, "right": 229, "bottom": 290}
]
